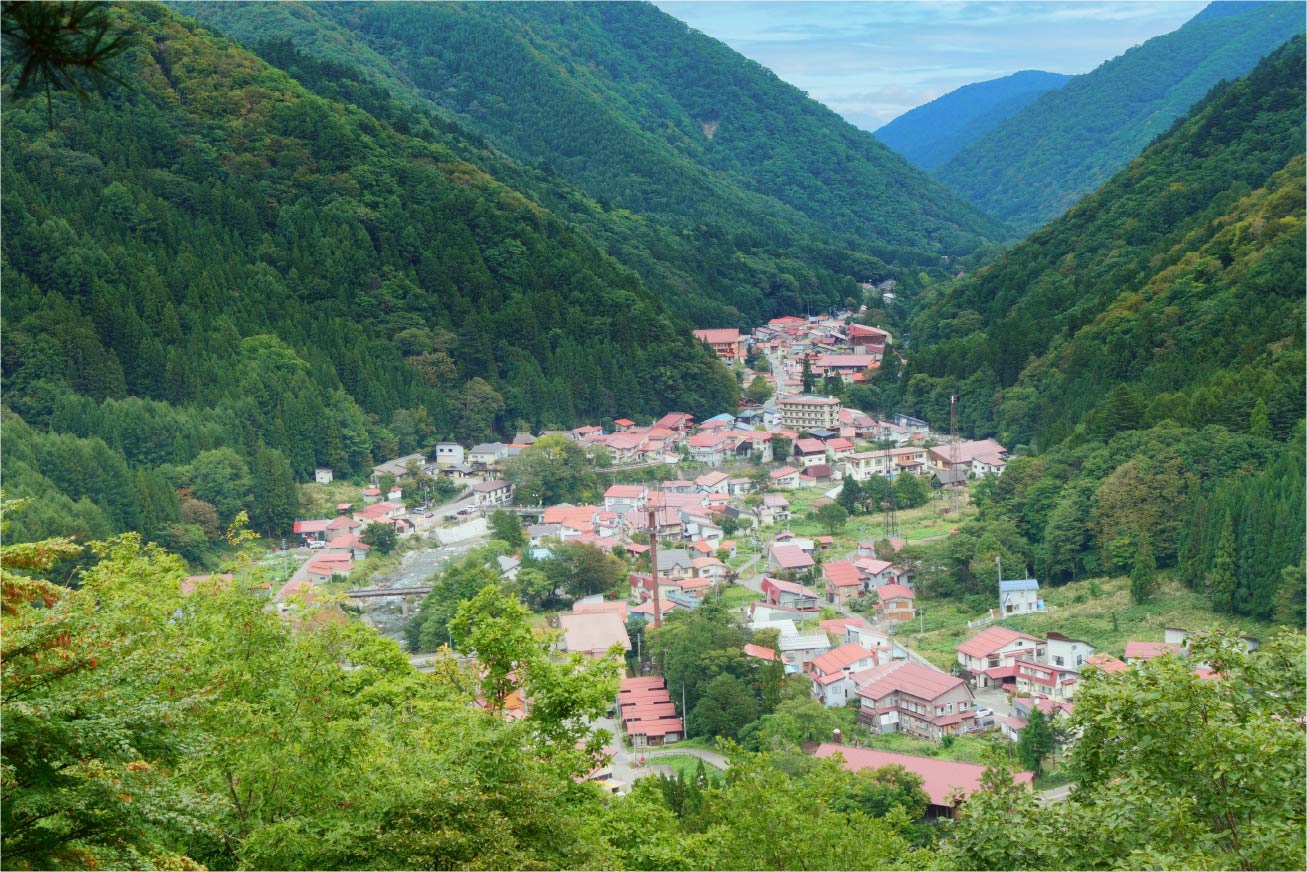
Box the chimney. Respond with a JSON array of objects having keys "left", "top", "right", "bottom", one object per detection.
[{"left": 832, "top": 728, "right": 842, "bottom": 745}]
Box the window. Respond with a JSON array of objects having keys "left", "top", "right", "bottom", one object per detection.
[
  {"left": 987, "top": 656, "right": 1000, "bottom": 669},
  {"left": 1054, "top": 655, "right": 1064, "bottom": 666}
]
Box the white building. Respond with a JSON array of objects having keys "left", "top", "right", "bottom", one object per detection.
[
  {"left": 999, "top": 578, "right": 1043, "bottom": 616},
  {"left": 434, "top": 442, "right": 465, "bottom": 467},
  {"left": 1045, "top": 632, "right": 1096, "bottom": 673},
  {"left": 314, "top": 467, "right": 334, "bottom": 484}
]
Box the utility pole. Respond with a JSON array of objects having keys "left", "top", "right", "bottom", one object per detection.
[
  {"left": 948, "top": 395, "right": 962, "bottom": 515},
  {"left": 646, "top": 503, "right": 662, "bottom": 629},
  {"left": 882, "top": 443, "right": 898, "bottom": 539},
  {"left": 996, "top": 555, "right": 1004, "bottom": 621}
]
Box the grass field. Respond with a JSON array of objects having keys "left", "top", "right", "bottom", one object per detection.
[
  {"left": 835, "top": 730, "right": 1002, "bottom": 764},
  {"left": 298, "top": 480, "right": 369, "bottom": 518},
  {"left": 776, "top": 485, "right": 978, "bottom": 556},
  {"left": 647, "top": 753, "right": 725, "bottom": 781},
  {"left": 903, "top": 573, "right": 1274, "bottom": 669}
]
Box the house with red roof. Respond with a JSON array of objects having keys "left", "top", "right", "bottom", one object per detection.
[
  {"left": 955, "top": 626, "right": 1047, "bottom": 687},
  {"left": 761, "top": 576, "right": 821, "bottom": 611},
  {"left": 799, "top": 464, "right": 833, "bottom": 484},
  {"left": 813, "top": 353, "right": 880, "bottom": 382},
  {"left": 324, "top": 515, "right": 362, "bottom": 543},
  {"left": 928, "top": 438, "right": 1008, "bottom": 478},
  {"left": 692, "top": 327, "right": 743, "bottom": 360},
  {"left": 822, "top": 560, "right": 863, "bottom": 605},
  {"left": 815, "top": 743, "right": 1032, "bottom": 818},
  {"left": 603, "top": 484, "right": 648, "bottom": 513},
  {"left": 847, "top": 323, "right": 891, "bottom": 349},
  {"left": 694, "top": 470, "right": 729, "bottom": 494},
  {"left": 1014, "top": 659, "right": 1079, "bottom": 702},
  {"left": 653, "top": 412, "right": 693, "bottom": 432},
  {"left": 743, "top": 643, "right": 777, "bottom": 662},
  {"left": 691, "top": 556, "right": 726, "bottom": 579},
  {"left": 875, "top": 583, "right": 916, "bottom": 621},
  {"left": 769, "top": 544, "right": 815, "bottom": 574},
  {"left": 687, "top": 431, "right": 729, "bottom": 465},
  {"left": 809, "top": 644, "right": 879, "bottom": 707},
  {"left": 768, "top": 466, "right": 800, "bottom": 488},
  {"left": 854, "top": 557, "right": 898, "bottom": 588},
  {"left": 854, "top": 660, "right": 979, "bottom": 742},
  {"left": 794, "top": 437, "right": 828, "bottom": 467},
  {"left": 613, "top": 418, "right": 636, "bottom": 431},
  {"left": 292, "top": 518, "right": 332, "bottom": 544},
  {"left": 1124, "top": 640, "right": 1184, "bottom": 663},
  {"left": 1084, "top": 652, "right": 1129, "bottom": 673}
]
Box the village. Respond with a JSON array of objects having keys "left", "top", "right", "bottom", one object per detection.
[{"left": 256, "top": 309, "right": 1244, "bottom": 812}]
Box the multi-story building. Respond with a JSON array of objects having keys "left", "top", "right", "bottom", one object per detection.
[
  {"left": 692, "top": 328, "right": 744, "bottom": 361},
  {"left": 854, "top": 661, "right": 978, "bottom": 741},
  {"left": 779, "top": 394, "right": 842, "bottom": 430},
  {"left": 842, "top": 446, "right": 930, "bottom": 479}
]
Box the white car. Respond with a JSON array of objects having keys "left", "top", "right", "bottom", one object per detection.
[{"left": 307, "top": 540, "right": 326, "bottom": 550}]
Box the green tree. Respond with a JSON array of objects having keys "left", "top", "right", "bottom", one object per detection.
[
  {"left": 1249, "top": 398, "right": 1273, "bottom": 440},
  {"left": 800, "top": 356, "right": 816, "bottom": 393},
  {"left": 489, "top": 508, "right": 525, "bottom": 549},
  {"left": 360, "top": 521, "right": 398, "bottom": 555},
  {"left": 837, "top": 477, "right": 862, "bottom": 515},
  {"left": 189, "top": 448, "right": 252, "bottom": 526},
  {"left": 814, "top": 503, "right": 848, "bottom": 536},
  {"left": 771, "top": 435, "right": 793, "bottom": 462},
  {"left": 504, "top": 434, "right": 594, "bottom": 504},
  {"left": 512, "top": 566, "right": 554, "bottom": 610},
  {"left": 1206, "top": 515, "right": 1237, "bottom": 611},
  {"left": 745, "top": 375, "right": 773, "bottom": 405},
  {"left": 1016, "top": 706, "right": 1055, "bottom": 776},
  {"left": 892, "top": 472, "right": 929, "bottom": 509},
  {"left": 1129, "top": 534, "right": 1157, "bottom": 605},
  {"left": 251, "top": 446, "right": 297, "bottom": 536},
  {"left": 1, "top": 0, "right": 133, "bottom": 127},
  {"left": 690, "top": 674, "right": 758, "bottom": 740},
  {"left": 449, "top": 585, "right": 536, "bottom": 711}
]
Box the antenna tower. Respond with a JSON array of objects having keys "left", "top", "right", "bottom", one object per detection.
[{"left": 949, "top": 395, "right": 962, "bottom": 515}]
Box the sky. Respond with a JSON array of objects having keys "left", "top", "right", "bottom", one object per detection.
[{"left": 654, "top": 1, "right": 1209, "bottom": 131}]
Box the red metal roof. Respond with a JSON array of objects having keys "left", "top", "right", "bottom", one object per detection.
[
  {"left": 823, "top": 561, "right": 863, "bottom": 588},
  {"left": 815, "top": 743, "right": 1033, "bottom": 806},
  {"left": 810, "top": 643, "right": 876, "bottom": 675},
  {"left": 956, "top": 626, "right": 1044, "bottom": 659}
]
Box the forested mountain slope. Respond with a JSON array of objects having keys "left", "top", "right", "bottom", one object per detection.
[
  {"left": 878, "top": 37, "right": 1305, "bottom": 621},
  {"left": 875, "top": 70, "right": 1071, "bottom": 170},
  {"left": 176, "top": 1, "right": 1010, "bottom": 323},
  {"left": 0, "top": 3, "right": 736, "bottom": 544},
  {"left": 935, "top": 1, "right": 1304, "bottom": 229}
]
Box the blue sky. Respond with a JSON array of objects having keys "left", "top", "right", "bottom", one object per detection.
[{"left": 654, "top": 1, "right": 1208, "bottom": 130}]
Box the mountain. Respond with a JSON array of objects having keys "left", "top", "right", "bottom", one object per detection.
[
  {"left": 935, "top": 1, "right": 1305, "bottom": 229},
  {"left": 0, "top": 2, "right": 738, "bottom": 544},
  {"left": 173, "top": 1, "right": 1011, "bottom": 323},
  {"left": 877, "top": 36, "right": 1305, "bottom": 625},
  {"left": 875, "top": 70, "right": 1071, "bottom": 170}
]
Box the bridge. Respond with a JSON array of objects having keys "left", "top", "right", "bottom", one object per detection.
[{"left": 346, "top": 586, "right": 432, "bottom": 599}]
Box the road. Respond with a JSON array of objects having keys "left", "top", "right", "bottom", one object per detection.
[
  {"left": 595, "top": 715, "right": 728, "bottom": 788},
  {"left": 1038, "top": 782, "right": 1075, "bottom": 805}
]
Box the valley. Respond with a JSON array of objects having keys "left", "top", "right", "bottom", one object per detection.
[{"left": 1, "top": 3, "right": 1302, "bottom": 870}]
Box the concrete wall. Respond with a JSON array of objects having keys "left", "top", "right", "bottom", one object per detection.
[{"left": 433, "top": 517, "right": 488, "bottom": 545}]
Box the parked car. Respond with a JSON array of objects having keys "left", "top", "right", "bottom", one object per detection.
[
  {"left": 307, "top": 540, "right": 326, "bottom": 550},
  {"left": 973, "top": 706, "right": 994, "bottom": 727}
]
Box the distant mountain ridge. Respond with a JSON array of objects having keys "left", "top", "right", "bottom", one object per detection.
[
  {"left": 934, "top": 0, "right": 1305, "bottom": 229},
  {"left": 875, "top": 70, "right": 1071, "bottom": 170},
  {"left": 174, "top": 1, "right": 1009, "bottom": 325}
]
